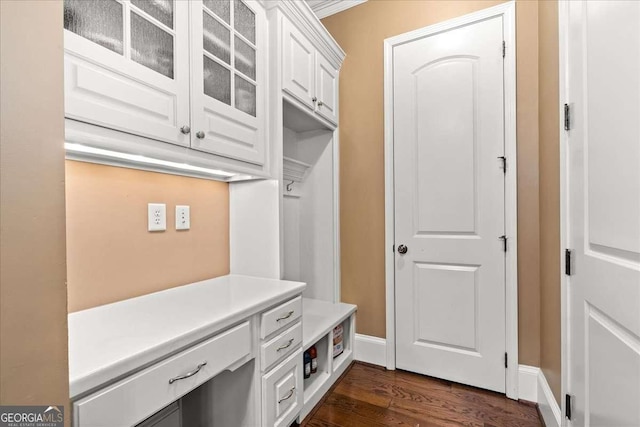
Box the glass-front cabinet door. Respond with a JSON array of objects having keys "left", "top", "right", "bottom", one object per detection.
[
  {"left": 64, "top": 0, "right": 190, "bottom": 146},
  {"left": 190, "top": 0, "right": 266, "bottom": 165}
]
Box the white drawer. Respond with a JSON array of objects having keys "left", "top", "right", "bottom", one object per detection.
[
  {"left": 75, "top": 321, "right": 251, "bottom": 427},
  {"left": 261, "top": 322, "right": 302, "bottom": 372},
  {"left": 261, "top": 296, "right": 302, "bottom": 339},
  {"left": 262, "top": 350, "right": 303, "bottom": 427}
]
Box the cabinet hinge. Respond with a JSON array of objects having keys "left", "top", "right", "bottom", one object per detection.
[
  {"left": 498, "top": 156, "right": 507, "bottom": 173},
  {"left": 565, "top": 394, "right": 573, "bottom": 420},
  {"left": 392, "top": 244, "right": 395, "bottom": 253},
  {"left": 499, "top": 235, "right": 507, "bottom": 252},
  {"left": 504, "top": 352, "right": 508, "bottom": 368},
  {"left": 565, "top": 249, "right": 573, "bottom": 276},
  {"left": 564, "top": 103, "right": 571, "bottom": 131},
  {"left": 502, "top": 41, "right": 506, "bottom": 58}
]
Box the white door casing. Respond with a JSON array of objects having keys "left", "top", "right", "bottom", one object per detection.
[
  {"left": 562, "top": 1, "right": 640, "bottom": 425},
  {"left": 385, "top": 2, "right": 518, "bottom": 396}
]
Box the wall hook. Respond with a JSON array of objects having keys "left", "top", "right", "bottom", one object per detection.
[{"left": 286, "top": 181, "right": 294, "bottom": 192}]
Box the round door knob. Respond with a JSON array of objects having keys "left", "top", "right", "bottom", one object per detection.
[
  {"left": 196, "top": 131, "right": 205, "bottom": 139},
  {"left": 180, "top": 125, "right": 191, "bottom": 134},
  {"left": 397, "top": 244, "right": 408, "bottom": 254}
]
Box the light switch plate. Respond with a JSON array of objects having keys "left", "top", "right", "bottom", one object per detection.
[
  {"left": 175, "top": 205, "right": 190, "bottom": 230},
  {"left": 148, "top": 203, "right": 166, "bottom": 231}
]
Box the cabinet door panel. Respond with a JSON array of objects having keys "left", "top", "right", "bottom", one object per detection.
[
  {"left": 282, "top": 19, "right": 315, "bottom": 109},
  {"left": 315, "top": 53, "right": 338, "bottom": 124},
  {"left": 63, "top": 0, "right": 190, "bottom": 147},
  {"left": 191, "top": 0, "right": 266, "bottom": 165}
]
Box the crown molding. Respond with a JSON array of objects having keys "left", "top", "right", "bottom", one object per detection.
[
  {"left": 266, "top": 0, "right": 346, "bottom": 69},
  {"left": 308, "top": 0, "right": 367, "bottom": 19}
]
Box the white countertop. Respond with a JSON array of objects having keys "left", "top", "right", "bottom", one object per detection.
[{"left": 68, "top": 275, "right": 305, "bottom": 399}]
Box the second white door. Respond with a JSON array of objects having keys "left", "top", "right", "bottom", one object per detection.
[{"left": 393, "top": 14, "right": 507, "bottom": 392}]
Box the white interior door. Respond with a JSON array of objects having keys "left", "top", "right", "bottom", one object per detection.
[
  {"left": 565, "top": 1, "right": 640, "bottom": 425},
  {"left": 393, "top": 16, "right": 507, "bottom": 392}
]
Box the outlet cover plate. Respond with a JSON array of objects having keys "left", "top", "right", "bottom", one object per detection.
[
  {"left": 175, "top": 205, "right": 190, "bottom": 230},
  {"left": 148, "top": 203, "right": 166, "bottom": 231}
]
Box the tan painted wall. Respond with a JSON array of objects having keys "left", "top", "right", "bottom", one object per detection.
[
  {"left": 538, "top": 0, "right": 561, "bottom": 403},
  {"left": 65, "top": 161, "right": 230, "bottom": 312},
  {"left": 322, "top": 0, "right": 543, "bottom": 366},
  {"left": 0, "top": 0, "right": 70, "bottom": 423}
]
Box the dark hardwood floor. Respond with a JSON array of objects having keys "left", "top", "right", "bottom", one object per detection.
[{"left": 300, "top": 362, "right": 542, "bottom": 427}]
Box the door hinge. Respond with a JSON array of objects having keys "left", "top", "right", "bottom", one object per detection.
[
  {"left": 565, "top": 249, "right": 573, "bottom": 275},
  {"left": 392, "top": 244, "right": 395, "bottom": 253},
  {"left": 504, "top": 352, "right": 508, "bottom": 368},
  {"left": 564, "top": 103, "right": 571, "bottom": 131},
  {"left": 499, "top": 235, "right": 507, "bottom": 252},
  {"left": 498, "top": 156, "right": 507, "bottom": 173},
  {"left": 502, "top": 41, "right": 506, "bottom": 58},
  {"left": 565, "top": 394, "right": 573, "bottom": 420}
]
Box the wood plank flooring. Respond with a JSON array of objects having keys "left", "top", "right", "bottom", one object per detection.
[{"left": 300, "top": 362, "right": 542, "bottom": 427}]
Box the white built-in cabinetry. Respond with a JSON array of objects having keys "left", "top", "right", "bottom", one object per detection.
[{"left": 63, "top": 0, "right": 268, "bottom": 177}]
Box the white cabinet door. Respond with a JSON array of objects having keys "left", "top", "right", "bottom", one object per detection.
[
  {"left": 64, "top": 0, "right": 190, "bottom": 147},
  {"left": 190, "top": 0, "right": 266, "bottom": 166},
  {"left": 315, "top": 52, "right": 338, "bottom": 124},
  {"left": 282, "top": 19, "right": 315, "bottom": 109}
]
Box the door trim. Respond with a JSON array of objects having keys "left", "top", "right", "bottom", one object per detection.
[
  {"left": 558, "top": 1, "right": 569, "bottom": 424},
  {"left": 383, "top": 1, "right": 518, "bottom": 399}
]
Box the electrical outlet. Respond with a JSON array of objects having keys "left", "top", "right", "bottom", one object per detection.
[
  {"left": 148, "top": 203, "right": 166, "bottom": 231},
  {"left": 175, "top": 205, "right": 190, "bottom": 230}
]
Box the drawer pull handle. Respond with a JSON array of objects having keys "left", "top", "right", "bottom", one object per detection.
[
  {"left": 276, "top": 311, "right": 294, "bottom": 321},
  {"left": 278, "top": 387, "right": 296, "bottom": 404},
  {"left": 277, "top": 339, "right": 295, "bottom": 351},
  {"left": 169, "top": 362, "right": 207, "bottom": 384}
]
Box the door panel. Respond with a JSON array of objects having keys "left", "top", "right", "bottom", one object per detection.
[
  {"left": 394, "top": 16, "right": 506, "bottom": 392},
  {"left": 282, "top": 19, "right": 315, "bottom": 109},
  {"left": 566, "top": 1, "right": 640, "bottom": 425},
  {"left": 315, "top": 53, "right": 338, "bottom": 124},
  {"left": 63, "top": 0, "right": 190, "bottom": 147}
]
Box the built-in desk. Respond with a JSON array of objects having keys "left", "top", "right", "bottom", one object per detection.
[{"left": 68, "top": 275, "right": 305, "bottom": 427}]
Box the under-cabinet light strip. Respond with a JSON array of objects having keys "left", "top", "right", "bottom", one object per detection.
[{"left": 64, "top": 143, "right": 236, "bottom": 178}]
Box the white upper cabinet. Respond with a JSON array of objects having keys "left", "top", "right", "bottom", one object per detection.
[
  {"left": 190, "top": 0, "right": 267, "bottom": 165},
  {"left": 64, "top": 0, "right": 191, "bottom": 147},
  {"left": 315, "top": 52, "right": 338, "bottom": 124},
  {"left": 282, "top": 18, "right": 315, "bottom": 109},
  {"left": 282, "top": 18, "right": 339, "bottom": 125},
  {"left": 63, "top": 0, "right": 267, "bottom": 170}
]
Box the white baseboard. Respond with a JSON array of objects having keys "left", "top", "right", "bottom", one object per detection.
[
  {"left": 537, "top": 369, "right": 562, "bottom": 427},
  {"left": 518, "top": 365, "right": 540, "bottom": 402},
  {"left": 518, "top": 365, "right": 562, "bottom": 427},
  {"left": 354, "top": 334, "right": 386, "bottom": 367}
]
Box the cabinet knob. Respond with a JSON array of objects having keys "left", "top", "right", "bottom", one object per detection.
[
  {"left": 317, "top": 101, "right": 324, "bottom": 107},
  {"left": 196, "top": 131, "right": 205, "bottom": 139},
  {"left": 312, "top": 97, "right": 317, "bottom": 103},
  {"left": 180, "top": 125, "right": 191, "bottom": 134}
]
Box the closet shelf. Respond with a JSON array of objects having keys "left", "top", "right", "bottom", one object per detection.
[
  {"left": 302, "top": 298, "right": 357, "bottom": 349},
  {"left": 283, "top": 156, "right": 312, "bottom": 183}
]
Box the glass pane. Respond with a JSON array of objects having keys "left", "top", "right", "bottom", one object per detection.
[
  {"left": 64, "top": 0, "right": 123, "bottom": 55},
  {"left": 204, "top": 56, "right": 231, "bottom": 105},
  {"left": 203, "top": 12, "right": 231, "bottom": 64},
  {"left": 131, "top": 13, "right": 174, "bottom": 78},
  {"left": 131, "top": 0, "right": 173, "bottom": 29},
  {"left": 235, "top": 36, "right": 255, "bottom": 80},
  {"left": 235, "top": 75, "right": 256, "bottom": 116},
  {"left": 204, "top": 0, "right": 230, "bottom": 24},
  {"left": 234, "top": 0, "right": 255, "bottom": 44}
]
